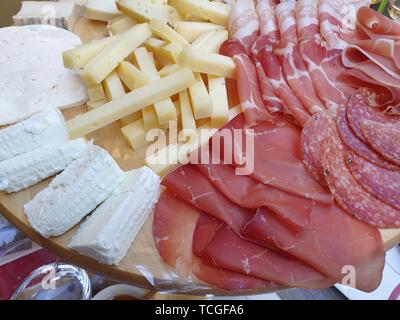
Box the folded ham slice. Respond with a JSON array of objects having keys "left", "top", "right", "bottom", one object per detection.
[
  {"left": 296, "top": 0, "right": 320, "bottom": 41},
  {"left": 243, "top": 204, "right": 385, "bottom": 292}
]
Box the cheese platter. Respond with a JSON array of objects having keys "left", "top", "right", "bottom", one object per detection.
[{"left": 1, "top": 0, "right": 400, "bottom": 296}]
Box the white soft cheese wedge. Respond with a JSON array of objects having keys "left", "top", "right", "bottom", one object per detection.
[
  {"left": 24, "top": 144, "right": 125, "bottom": 238},
  {"left": 0, "top": 25, "right": 88, "bottom": 125},
  {"left": 69, "top": 167, "right": 161, "bottom": 265},
  {"left": 0, "top": 109, "right": 67, "bottom": 161},
  {"left": 0, "top": 138, "right": 87, "bottom": 193}
]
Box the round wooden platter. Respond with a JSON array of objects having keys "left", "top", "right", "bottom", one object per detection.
[{"left": 1, "top": 18, "right": 400, "bottom": 296}]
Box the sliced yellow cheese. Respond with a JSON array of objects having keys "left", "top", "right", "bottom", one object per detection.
[
  {"left": 149, "top": 19, "right": 189, "bottom": 47},
  {"left": 87, "top": 83, "right": 106, "bottom": 102},
  {"left": 87, "top": 99, "right": 108, "bottom": 110},
  {"left": 108, "top": 15, "right": 137, "bottom": 35},
  {"left": 133, "top": 47, "right": 159, "bottom": 81},
  {"left": 157, "top": 42, "right": 183, "bottom": 64},
  {"left": 142, "top": 106, "right": 159, "bottom": 130},
  {"left": 81, "top": 23, "right": 151, "bottom": 84},
  {"left": 158, "top": 64, "right": 180, "bottom": 77},
  {"left": 179, "top": 89, "right": 196, "bottom": 131},
  {"left": 66, "top": 67, "right": 195, "bottom": 139},
  {"left": 143, "top": 37, "right": 166, "bottom": 55},
  {"left": 120, "top": 110, "right": 142, "bottom": 126},
  {"left": 121, "top": 118, "right": 148, "bottom": 151},
  {"left": 63, "top": 35, "right": 121, "bottom": 69},
  {"left": 169, "top": 0, "right": 230, "bottom": 26},
  {"left": 190, "top": 29, "right": 228, "bottom": 53},
  {"left": 117, "top": 61, "right": 150, "bottom": 90},
  {"left": 103, "top": 70, "right": 126, "bottom": 101},
  {"left": 175, "top": 21, "right": 224, "bottom": 43},
  {"left": 208, "top": 75, "right": 229, "bottom": 127},
  {"left": 84, "top": 0, "right": 121, "bottom": 22},
  {"left": 117, "top": 0, "right": 169, "bottom": 23},
  {"left": 188, "top": 73, "right": 212, "bottom": 120},
  {"left": 180, "top": 48, "right": 236, "bottom": 79}
]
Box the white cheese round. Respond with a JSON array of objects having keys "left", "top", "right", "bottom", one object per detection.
[{"left": 0, "top": 25, "right": 88, "bottom": 126}]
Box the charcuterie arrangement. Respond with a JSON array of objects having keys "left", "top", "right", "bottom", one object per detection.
[{"left": 0, "top": 0, "right": 400, "bottom": 294}]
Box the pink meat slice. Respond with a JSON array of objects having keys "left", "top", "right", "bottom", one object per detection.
[
  {"left": 275, "top": 0, "right": 298, "bottom": 42},
  {"left": 196, "top": 162, "right": 314, "bottom": 231},
  {"left": 336, "top": 104, "right": 399, "bottom": 170},
  {"left": 296, "top": 0, "right": 320, "bottom": 41},
  {"left": 162, "top": 165, "right": 254, "bottom": 234},
  {"left": 255, "top": 0, "right": 280, "bottom": 41},
  {"left": 228, "top": 0, "right": 259, "bottom": 52},
  {"left": 362, "top": 119, "right": 400, "bottom": 166},
  {"left": 243, "top": 204, "right": 385, "bottom": 293},
  {"left": 322, "top": 115, "right": 400, "bottom": 228},
  {"left": 347, "top": 89, "right": 400, "bottom": 142},
  {"left": 301, "top": 111, "right": 331, "bottom": 188},
  {"left": 346, "top": 150, "right": 400, "bottom": 210},
  {"left": 220, "top": 39, "right": 273, "bottom": 126},
  {"left": 196, "top": 213, "right": 332, "bottom": 289},
  {"left": 356, "top": 6, "right": 400, "bottom": 40},
  {"left": 219, "top": 114, "right": 333, "bottom": 204}
]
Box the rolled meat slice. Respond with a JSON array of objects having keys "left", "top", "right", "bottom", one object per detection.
[{"left": 296, "top": 0, "right": 320, "bottom": 41}]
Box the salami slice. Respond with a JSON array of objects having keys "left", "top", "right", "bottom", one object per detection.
[
  {"left": 346, "top": 150, "right": 400, "bottom": 210},
  {"left": 347, "top": 89, "right": 399, "bottom": 142},
  {"left": 362, "top": 120, "right": 400, "bottom": 166},
  {"left": 336, "top": 105, "right": 399, "bottom": 170},
  {"left": 301, "top": 111, "right": 331, "bottom": 188},
  {"left": 321, "top": 116, "right": 400, "bottom": 228}
]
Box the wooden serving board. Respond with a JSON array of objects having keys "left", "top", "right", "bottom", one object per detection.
[{"left": 1, "top": 18, "right": 400, "bottom": 296}]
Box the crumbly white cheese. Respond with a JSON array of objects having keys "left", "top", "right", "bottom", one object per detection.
[
  {"left": 24, "top": 144, "right": 125, "bottom": 238},
  {"left": 69, "top": 167, "right": 161, "bottom": 265},
  {"left": 0, "top": 25, "right": 88, "bottom": 125},
  {"left": 13, "top": 1, "right": 80, "bottom": 30},
  {"left": 0, "top": 138, "right": 87, "bottom": 193},
  {"left": 0, "top": 109, "right": 67, "bottom": 161}
]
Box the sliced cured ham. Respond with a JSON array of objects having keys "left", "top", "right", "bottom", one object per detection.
[
  {"left": 162, "top": 165, "right": 254, "bottom": 234},
  {"left": 255, "top": 0, "right": 280, "bottom": 41},
  {"left": 275, "top": 0, "right": 298, "bottom": 42},
  {"left": 219, "top": 114, "right": 333, "bottom": 204},
  {"left": 196, "top": 162, "right": 314, "bottom": 231},
  {"left": 336, "top": 105, "right": 399, "bottom": 170},
  {"left": 346, "top": 89, "right": 400, "bottom": 143},
  {"left": 301, "top": 111, "right": 331, "bottom": 188},
  {"left": 195, "top": 213, "right": 331, "bottom": 289},
  {"left": 356, "top": 6, "right": 400, "bottom": 40},
  {"left": 321, "top": 116, "right": 400, "bottom": 228},
  {"left": 228, "top": 0, "right": 259, "bottom": 52},
  {"left": 243, "top": 204, "right": 385, "bottom": 292},
  {"left": 296, "top": 0, "right": 320, "bottom": 41},
  {"left": 346, "top": 150, "right": 400, "bottom": 210},
  {"left": 362, "top": 120, "right": 400, "bottom": 166},
  {"left": 220, "top": 39, "right": 273, "bottom": 126}
]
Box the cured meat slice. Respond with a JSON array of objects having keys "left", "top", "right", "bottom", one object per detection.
[
  {"left": 153, "top": 191, "right": 271, "bottom": 291},
  {"left": 162, "top": 165, "right": 254, "bottom": 234},
  {"left": 228, "top": 0, "right": 259, "bottom": 52},
  {"left": 220, "top": 39, "right": 273, "bottom": 126},
  {"left": 275, "top": 0, "right": 298, "bottom": 42},
  {"left": 362, "top": 120, "right": 400, "bottom": 166},
  {"left": 255, "top": 0, "right": 280, "bottom": 41},
  {"left": 219, "top": 113, "right": 333, "bottom": 204},
  {"left": 296, "top": 0, "right": 320, "bottom": 40},
  {"left": 243, "top": 204, "right": 385, "bottom": 293},
  {"left": 301, "top": 111, "right": 331, "bottom": 187},
  {"left": 321, "top": 116, "right": 400, "bottom": 228},
  {"left": 299, "top": 37, "right": 354, "bottom": 109},
  {"left": 356, "top": 6, "right": 400, "bottom": 40},
  {"left": 336, "top": 104, "right": 399, "bottom": 170},
  {"left": 196, "top": 213, "right": 331, "bottom": 289},
  {"left": 346, "top": 89, "right": 400, "bottom": 142},
  {"left": 346, "top": 150, "right": 400, "bottom": 210},
  {"left": 196, "top": 162, "right": 314, "bottom": 231},
  {"left": 258, "top": 46, "right": 311, "bottom": 126}
]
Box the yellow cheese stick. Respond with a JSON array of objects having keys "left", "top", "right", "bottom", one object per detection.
[
  {"left": 81, "top": 23, "right": 151, "bottom": 84},
  {"left": 108, "top": 15, "right": 138, "bottom": 35},
  {"left": 208, "top": 75, "right": 229, "bottom": 127},
  {"left": 175, "top": 21, "right": 225, "bottom": 43},
  {"left": 121, "top": 118, "right": 148, "bottom": 151},
  {"left": 117, "top": 0, "right": 170, "bottom": 23},
  {"left": 63, "top": 35, "right": 121, "bottom": 69},
  {"left": 87, "top": 83, "right": 106, "bottom": 102},
  {"left": 143, "top": 37, "right": 166, "bottom": 56},
  {"left": 103, "top": 70, "right": 126, "bottom": 101},
  {"left": 120, "top": 111, "right": 142, "bottom": 126},
  {"left": 142, "top": 106, "right": 159, "bottom": 130},
  {"left": 149, "top": 19, "right": 189, "bottom": 47},
  {"left": 190, "top": 29, "right": 228, "bottom": 53},
  {"left": 157, "top": 42, "right": 183, "bottom": 64},
  {"left": 117, "top": 61, "right": 151, "bottom": 90},
  {"left": 66, "top": 68, "right": 195, "bottom": 139},
  {"left": 180, "top": 48, "right": 236, "bottom": 79},
  {"left": 179, "top": 89, "right": 196, "bottom": 130},
  {"left": 188, "top": 73, "right": 212, "bottom": 120},
  {"left": 169, "top": 0, "right": 230, "bottom": 26},
  {"left": 87, "top": 99, "right": 108, "bottom": 110},
  {"left": 159, "top": 64, "right": 180, "bottom": 77}
]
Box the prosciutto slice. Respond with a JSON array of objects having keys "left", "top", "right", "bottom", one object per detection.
[
  {"left": 296, "top": 0, "right": 320, "bottom": 41},
  {"left": 195, "top": 213, "right": 331, "bottom": 289},
  {"left": 219, "top": 114, "right": 333, "bottom": 204},
  {"left": 243, "top": 204, "right": 385, "bottom": 293},
  {"left": 362, "top": 120, "right": 400, "bottom": 166},
  {"left": 228, "top": 0, "right": 259, "bottom": 52},
  {"left": 346, "top": 150, "right": 400, "bottom": 210}
]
